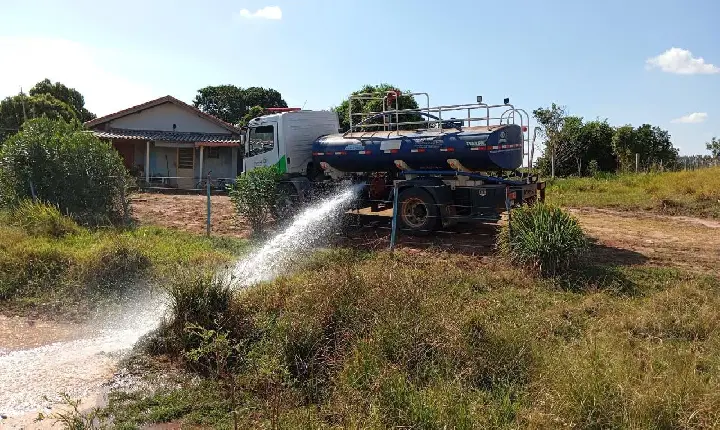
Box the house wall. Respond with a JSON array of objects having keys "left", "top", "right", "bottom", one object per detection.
[
  {"left": 109, "top": 103, "right": 230, "bottom": 134},
  {"left": 149, "top": 145, "right": 179, "bottom": 179},
  {"left": 200, "top": 147, "right": 238, "bottom": 181}
]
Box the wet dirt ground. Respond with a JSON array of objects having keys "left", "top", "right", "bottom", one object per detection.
[{"left": 0, "top": 292, "right": 166, "bottom": 429}]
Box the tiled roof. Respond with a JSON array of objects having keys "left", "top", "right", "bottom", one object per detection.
[
  {"left": 84, "top": 95, "right": 242, "bottom": 134},
  {"left": 93, "top": 128, "right": 242, "bottom": 143}
]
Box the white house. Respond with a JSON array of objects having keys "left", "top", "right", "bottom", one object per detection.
[{"left": 85, "top": 95, "right": 243, "bottom": 189}]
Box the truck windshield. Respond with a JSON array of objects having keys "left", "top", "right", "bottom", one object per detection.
[{"left": 246, "top": 125, "right": 275, "bottom": 157}]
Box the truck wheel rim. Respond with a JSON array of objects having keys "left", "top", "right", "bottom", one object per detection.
[{"left": 401, "top": 197, "right": 428, "bottom": 228}]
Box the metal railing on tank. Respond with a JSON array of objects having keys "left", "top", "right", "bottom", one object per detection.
[{"left": 345, "top": 92, "right": 540, "bottom": 173}]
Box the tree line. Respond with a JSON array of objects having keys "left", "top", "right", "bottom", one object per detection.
[{"left": 532, "top": 104, "right": 692, "bottom": 177}]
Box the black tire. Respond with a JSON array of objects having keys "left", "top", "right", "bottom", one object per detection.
[{"left": 397, "top": 187, "right": 439, "bottom": 236}]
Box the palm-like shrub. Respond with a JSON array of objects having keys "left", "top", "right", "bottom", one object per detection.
[{"left": 498, "top": 203, "right": 588, "bottom": 276}]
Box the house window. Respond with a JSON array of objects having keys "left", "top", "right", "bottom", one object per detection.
[
  {"left": 207, "top": 147, "right": 220, "bottom": 159},
  {"left": 246, "top": 125, "right": 275, "bottom": 157},
  {"left": 178, "top": 148, "right": 194, "bottom": 169}
]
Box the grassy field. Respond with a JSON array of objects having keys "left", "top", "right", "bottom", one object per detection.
[
  {"left": 5, "top": 170, "right": 720, "bottom": 429},
  {"left": 0, "top": 213, "right": 247, "bottom": 315},
  {"left": 98, "top": 246, "right": 720, "bottom": 429},
  {"left": 546, "top": 167, "right": 720, "bottom": 218}
]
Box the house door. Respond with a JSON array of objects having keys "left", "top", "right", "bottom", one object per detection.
[{"left": 177, "top": 148, "right": 195, "bottom": 189}]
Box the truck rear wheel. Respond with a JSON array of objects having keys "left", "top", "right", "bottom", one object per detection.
[{"left": 397, "top": 187, "right": 439, "bottom": 235}]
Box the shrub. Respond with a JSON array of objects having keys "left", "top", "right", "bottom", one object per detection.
[
  {"left": 497, "top": 203, "right": 587, "bottom": 276},
  {"left": 11, "top": 200, "right": 80, "bottom": 238},
  {"left": 587, "top": 159, "right": 600, "bottom": 177},
  {"left": 0, "top": 117, "right": 131, "bottom": 225},
  {"left": 228, "top": 166, "right": 281, "bottom": 235},
  {"left": 158, "top": 271, "right": 236, "bottom": 356}
]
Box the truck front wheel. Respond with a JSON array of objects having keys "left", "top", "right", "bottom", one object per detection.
[{"left": 397, "top": 187, "right": 439, "bottom": 235}]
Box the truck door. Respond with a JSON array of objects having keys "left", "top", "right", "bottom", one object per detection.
[{"left": 243, "top": 123, "right": 279, "bottom": 173}]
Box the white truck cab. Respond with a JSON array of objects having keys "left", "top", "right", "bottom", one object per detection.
[{"left": 243, "top": 109, "right": 340, "bottom": 176}]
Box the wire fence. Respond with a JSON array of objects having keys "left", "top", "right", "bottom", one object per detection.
[{"left": 123, "top": 176, "right": 520, "bottom": 252}]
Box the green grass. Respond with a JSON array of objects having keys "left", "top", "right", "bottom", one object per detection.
[
  {"left": 104, "top": 250, "right": 720, "bottom": 429},
  {"left": 546, "top": 167, "right": 720, "bottom": 218},
  {"left": 0, "top": 217, "right": 248, "bottom": 314}
]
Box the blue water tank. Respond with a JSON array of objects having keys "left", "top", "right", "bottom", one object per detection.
[{"left": 312, "top": 124, "right": 524, "bottom": 172}]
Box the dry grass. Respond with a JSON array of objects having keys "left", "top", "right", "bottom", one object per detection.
[
  {"left": 112, "top": 249, "right": 720, "bottom": 429},
  {"left": 0, "top": 220, "right": 247, "bottom": 314},
  {"left": 546, "top": 167, "right": 720, "bottom": 218}
]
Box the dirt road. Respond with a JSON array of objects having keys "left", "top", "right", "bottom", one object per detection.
[
  {"left": 568, "top": 207, "right": 720, "bottom": 274},
  {"left": 131, "top": 193, "right": 720, "bottom": 273}
]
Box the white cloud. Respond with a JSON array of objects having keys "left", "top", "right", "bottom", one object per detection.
[
  {"left": 671, "top": 112, "right": 708, "bottom": 124},
  {"left": 236, "top": 6, "right": 282, "bottom": 20},
  {"left": 0, "top": 37, "right": 157, "bottom": 117},
  {"left": 646, "top": 48, "right": 719, "bottom": 75}
]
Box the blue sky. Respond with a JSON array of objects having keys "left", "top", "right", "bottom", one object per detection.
[{"left": 1, "top": 0, "right": 718, "bottom": 155}]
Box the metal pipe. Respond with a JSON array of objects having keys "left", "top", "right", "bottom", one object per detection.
[
  {"left": 206, "top": 171, "right": 211, "bottom": 236},
  {"left": 390, "top": 182, "right": 399, "bottom": 251}
]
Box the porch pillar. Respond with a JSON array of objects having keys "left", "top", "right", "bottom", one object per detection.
[
  {"left": 145, "top": 141, "right": 151, "bottom": 182},
  {"left": 198, "top": 145, "right": 204, "bottom": 184},
  {"left": 231, "top": 146, "right": 239, "bottom": 177}
]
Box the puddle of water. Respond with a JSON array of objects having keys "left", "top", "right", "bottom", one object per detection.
[{"left": 0, "top": 291, "right": 168, "bottom": 421}]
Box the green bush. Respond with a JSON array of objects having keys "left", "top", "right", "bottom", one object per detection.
[
  {"left": 228, "top": 166, "right": 281, "bottom": 235},
  {"left": 156, "top": 271, "right": 236, "bottom": 357},
  {"left": 497, "top": 203, "right": 587, "bottom": 276},
  {"left": 0, "top": 117, "right": 131, "bottom": 225},
  {"left": 11, "top": 200, "right": 80, "bottom": 238}
]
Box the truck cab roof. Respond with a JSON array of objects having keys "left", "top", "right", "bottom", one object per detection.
[{"left": 246, "top": 110, "right": 337, "bottom": 128}]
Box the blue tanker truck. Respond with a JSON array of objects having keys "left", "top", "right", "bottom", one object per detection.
[{"left": 242, "top": 91, "right": 546, "bottom": 234}]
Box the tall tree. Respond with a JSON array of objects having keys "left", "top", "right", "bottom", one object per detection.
[
  {"left": 611, "top": 125, "right": 638, "bottom": 171},
  {"left": 612, "top": 124, "right": 677, "bottom": 171},
  {"left": 533, "top": 103, "right": 567, "bottom": 177},
  {"left": 706, "top": 136, "right": 720, "bottom": 158},
  {"left": 535, "top": 116, "right": 617, "bottom": 177},
  {"left": 334, "top": 84, "right": 421, "bottom": 132},
  {"left": 193, "top": 85, "right": 287, "bottom": 125},
  {"left": 579, "top": 120, "right": 616, "bottom": 173},
  {"left": 243, "top": 87, "right": 286, "bottom": 111},
  {"left": 0, "top": 93, "right": 77, "bottom": 143},
  {"left": 29, "top": 79, "right": 96, "bottom": 122},
  {"left": 555, "top": 115, "right": 585, "bottom": 176}
]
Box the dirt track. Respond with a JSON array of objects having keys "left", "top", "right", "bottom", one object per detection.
[{"left": 131, "top": 193, "right": 720, "bottom": 274}]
